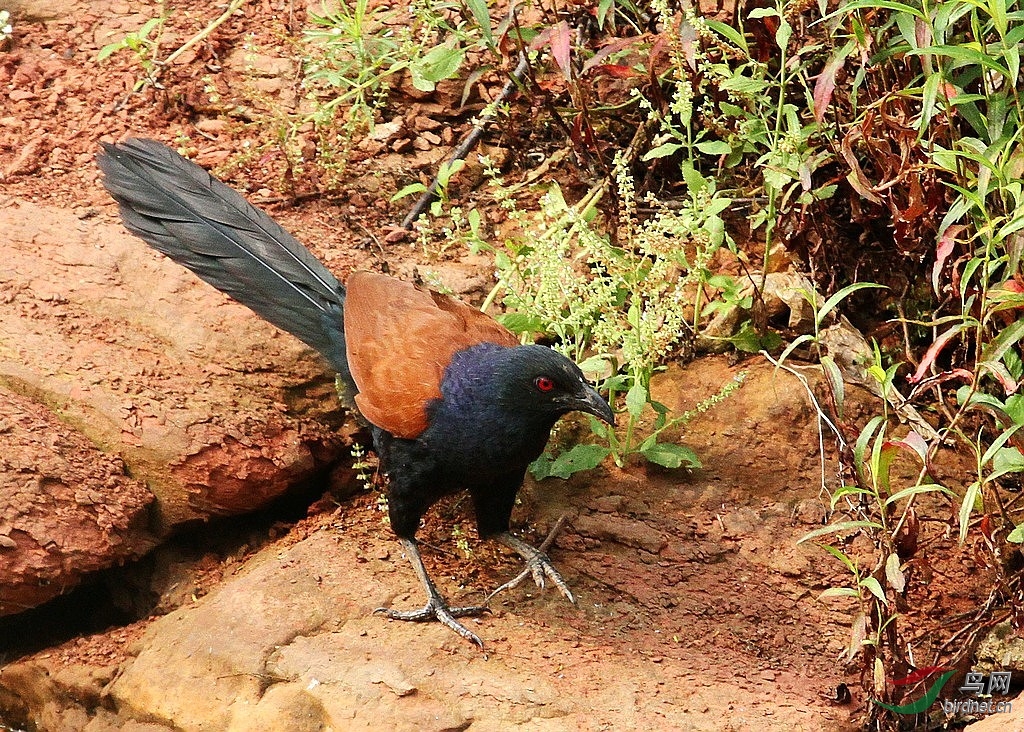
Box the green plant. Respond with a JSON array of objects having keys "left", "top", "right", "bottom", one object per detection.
[
  {"left": 408, "top": 144, "right": 749, "bottom": 476},
  {"left": 350, "top": 441, "right": 375, "bottom": 490},
  {"left": 642, "top": 1, "right": 835, "bottom": 280},
  {"left": 294, "top": 0, "right": 492, "bottom": 177},
  {"left": 797, "top": 356, "right": 957, "bottom": 717},
  {"left": 97, "top": 14, "right": 167, "bottom": 88},
  {"left": 391, "top": 159, "right": 468, "bottom": 214},
  {"left": 450, "top": 523, "right": 472, "bottom": 558}
]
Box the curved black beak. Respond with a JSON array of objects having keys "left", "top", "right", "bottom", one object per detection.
[{"left": 573, "top": 383, "right": 615, "bottom": 426}]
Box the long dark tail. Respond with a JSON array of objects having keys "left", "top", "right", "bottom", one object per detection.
[{"left": 97, "top": 138, "right": 352, "bottom": 387}]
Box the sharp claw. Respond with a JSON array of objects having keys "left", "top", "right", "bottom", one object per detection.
[
  {"left": 487, "top": 547, "right": 576, "bottom": 605},
  {"left": 490, "top": 521, "right": 576, "bottom": 605},
  {"left": 388, "top": 537, "right": 489, "bottom": 649},
  {"left": 375, "top": 599, "right": 490, "bottom": 649}
]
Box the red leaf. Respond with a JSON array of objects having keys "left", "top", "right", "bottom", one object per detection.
[
  {"left": 909, "top": 323, "right": 967, "bottom": 383},
  {"left": 980, "top": 515, "right": 994, "bottom": 541},
  {"left": 586, "top": 64, "right": 635, "bottom": 79},
  {"left": 907, "top": 368, "right": 974, "bottom": 400},
  {"left": 550, "top": 20, "right": 573, "bottom": 81},
  {"left": 571, "top": 112, "right": 597, "bottom": 151},
  {"left": 933, "top": 225, "right": 962, "bottom": 296},
  {"left": 813, "top": 56, "right": 843, "bottom": 123},
  {"left": 884, "top": 430, "right": 928, "bottom": 463},
  {"left": 582, "top": 36, "right": 643, "bottom": 75}
]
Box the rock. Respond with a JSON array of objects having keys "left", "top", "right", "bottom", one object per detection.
[
  {"left": 222, "top": 49, "right": 294, "bottom": 79},
  {"left": 106, "top": 535, "right": 344, "bottom": 731},
  {"left": 0, "top": 385, "right": 154, "bottom": 616},
  {"left": 975, "top": 621, "right": 1024, "bottom": 673},
  {"left": 5, "top": 0, "right": 73, "bottom": 21},
  {"left": 573, "top": 513, "right": 667, "bottom": 553},
  {"left": 2, "top": 530, "right": 568, "bottom": 730},
  {"left": 0, "top": 199, "right": 349, "bottom": 613},
  {"left": 963, "top": 691, "right": 1024, "bottom": 730}
]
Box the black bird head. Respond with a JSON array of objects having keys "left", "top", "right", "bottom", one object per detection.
[{"left": 492, "top": 344, "right": 615, "bottom": 426}]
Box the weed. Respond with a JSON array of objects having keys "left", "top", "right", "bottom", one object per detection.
[
  {"left": 450, "top": 524, "right": 472, "bottom": 558},
  {"left": 97, "top": 14, "right": 167, "bottom": 88},
  {"left": 292, "top": 0, "right": 492, "bottom": 179},
  {"left": 350, "top": 442, "right": 375, "bottom": 491}
]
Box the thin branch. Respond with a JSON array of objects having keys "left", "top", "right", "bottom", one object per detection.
[
  {"left": 402, "top": 54, "right": 531, "bottom": 229},
  {"left": 160, "top": 0, "right": 249, "bottom": 69}
]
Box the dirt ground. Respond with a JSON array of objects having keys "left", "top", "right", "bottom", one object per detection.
[{"left": 0, "top": 1, "right": 1009, "bottom": 730}]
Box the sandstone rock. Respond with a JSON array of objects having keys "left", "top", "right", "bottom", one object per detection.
[
  {"left": 5, "top": 0, "right": 74, "bottom": 21},
  {"left": 0, "top": 199, "right": 349, "bottom": 614},
  {"left": 2, "top": 200, "right": 347, "bottom": 527},
  {"left": 573, "top": 513, "right": 667, "bottom": 554},
  {"left": 0, "top": 385, "right": 154, "bottom": 616},
  {"left": 963, "top": 691, "right": 1024, "bottom": 730}
]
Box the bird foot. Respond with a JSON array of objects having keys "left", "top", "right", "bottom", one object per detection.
[
  {"left": 486, "top": 549, "right": 576, "bottom": 605},
  {"left": 375, "top": 599, "right": 490, "bottom": 649}
]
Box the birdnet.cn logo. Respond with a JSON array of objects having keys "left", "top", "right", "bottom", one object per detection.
[{"left": 873, "top": 667, "right": 1014, "bottom": 716}]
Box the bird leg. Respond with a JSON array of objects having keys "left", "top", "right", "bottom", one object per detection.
[
  {"left": 486, "top": 519, "right": 575, "bottom": 605},
  {"left": 375, "top": 537, "right": 490, "bottom": 648}
]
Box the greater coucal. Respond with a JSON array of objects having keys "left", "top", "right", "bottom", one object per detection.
[{"left": 97, "top": 139, "right": 615, "bottom": 647}]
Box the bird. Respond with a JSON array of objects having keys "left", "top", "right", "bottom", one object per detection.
[{"left": 97, "top": 138, "right": 615, "bottom": 648}]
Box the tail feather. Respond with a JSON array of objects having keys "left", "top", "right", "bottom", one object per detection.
[{"left": 97, "top": 138, "right": 352, "bottom": 386}]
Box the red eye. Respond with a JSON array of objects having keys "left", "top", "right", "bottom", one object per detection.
[{"left": 534, "top": 376, "right": 555, "bottom": 392}]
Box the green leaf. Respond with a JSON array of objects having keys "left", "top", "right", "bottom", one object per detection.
[
  {"left": 830, "top": 484, "right": 873, "bottom": 510},
  {"left": 390, "top": 182, "right": 427, "bottom": 201},
  {"left": 1007, "top": 524, "right": 1024, "bottom": 543},
  {"left": 640, "top": 441, "right": 700, "bottom": 469},
  {"left": 981, "top": 423, "right": 1024, "bottom": 466},
  {"left": 497, "top": 312, "right": 546, "bottom": 335},
  {"left": 642, "top": 142, "right": 682, "bottom": 160},
  {"left": 625, "top": 382, "right": 648, "bottom": 418},
  {"left": 884, "top": 483, "right": 955, "bottom": 506},
  {"left": 97, "top": 42, "right": 124, "bottom": 62},
  {"left": 138, "top": 17, "right": 163, "bottom": 37},
  {"left": 827, "top": 0, "right": 926, "bottom": 21},
  {"left": 958, "top": 480, "right": 983, "bottom": 544},
  {"left": 704, "top": 18, "right": 747, "bottom": 51},
  {"left": 816, "top": 283, "right": 887, "bottom": 327},
  {"left": 465, "top": 0, "right": 494, "bottom": 47},
  {"left": 798, "top": 520, "right": 883, "bottom": 544},
  {"left": 774, "top": 18, "right": 792, "bottom": 52},
  {"left": 981, "top": 320, "right": 1024, "bottom": 366},
  {"left": 820, "top": 543, "right": 857, "bottom": 574},
  {"left": 543, "top": 444, "right": 612, "bottom": 479},
  {"left": 528, "top": 453, "right": 553, "bottom": 480},
  {"left": 680, "top": 162, "right": 711, "bottom": 197},
  {"left": 854, "top": 415, "right": 886, "bottom": 486},
  {"left": 906, "top": 45, "right": 1011, "bottom": 80},
  {"left": 586, "top": 414, "right": 609, "bottom": 440},
  {"left": 410, "top": 44, "right": 465, "bottom": 91},
  {"left": 775, "top": 333, "right": 814, "bottom": 368},
  {"left": 988, "top": 446, "right": 1024, "bottom": 483},
  {"left": 695, "top": 140, "right": 732, "bottom": 155},
  {"left": 819, "top": 587, "right": 860, "bottom": 599},
  {"left": 727, "top": 321, "right": 763, "bottom": 353},
  {"left": 859, "top": 575, "right": 887, "bottom": 605},
  {"left": 577, "top": 354, "right": 614, "bottom": 378}
]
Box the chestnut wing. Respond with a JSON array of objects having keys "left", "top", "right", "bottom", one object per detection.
[{"left": 343, "top": 272, "right": 518, "bottom": 438}]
